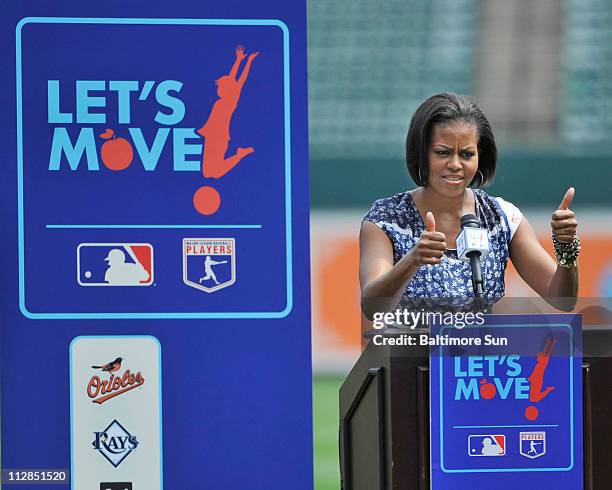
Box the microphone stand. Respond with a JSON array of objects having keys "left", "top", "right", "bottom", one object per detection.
[
  {"left": 466, "top": 250, "right": 489, "bottom": 313},
  {"left": 467, "top": 251, "right": 484, "bottom": 297}
]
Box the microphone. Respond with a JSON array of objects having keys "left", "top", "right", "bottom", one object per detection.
[{"left": 456, "top": 214, "right": 489, "bottom": 297}]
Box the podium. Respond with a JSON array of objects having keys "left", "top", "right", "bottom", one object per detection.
[{"left": 339, "top": 325, "right": 612, "bottom": 490}]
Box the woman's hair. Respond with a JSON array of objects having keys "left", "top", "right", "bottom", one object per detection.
[{"left": 405, "top": 93, "right": 497, "bottom": 187}]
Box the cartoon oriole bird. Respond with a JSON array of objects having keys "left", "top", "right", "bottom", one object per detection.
[{"left": 91, "top": 357, "right": 123, "bottom": 373}]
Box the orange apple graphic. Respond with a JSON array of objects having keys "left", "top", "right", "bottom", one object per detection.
[
  {"left": 100, "top": 128, "right": 134, "bottom": 170},
  {"left": 479, "top": 378, "right": 497, "bottom": 399}
]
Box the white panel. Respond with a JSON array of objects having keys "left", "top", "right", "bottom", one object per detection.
[{"left": 70, "top": 336, "right": 162, "bottom": 490}]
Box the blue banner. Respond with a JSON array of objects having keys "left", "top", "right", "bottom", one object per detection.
[
  {"left": 430, "top": 314, "right": 583, "bottom": 489},
  {"left": 17, "top": 16, "right": 292, "bottom": 318}
]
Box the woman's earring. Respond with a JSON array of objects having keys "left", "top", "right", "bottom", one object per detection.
[
  {"left": 471, "top": 170, "right": 484, "bottom": 187},
  {"left": 477, "top": 170, "right": 484, "bottom": 186},
  {"left": 418, "top": 168, "right": 424, "bottom": 185}
]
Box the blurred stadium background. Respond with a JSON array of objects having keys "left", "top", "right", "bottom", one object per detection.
[{"left": 307, "top": 1, "right": 612, "bottom": 488}]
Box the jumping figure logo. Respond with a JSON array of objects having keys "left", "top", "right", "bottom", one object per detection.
[
  {"left": 524, "top": 337, "right": 556, "bottom": 421},
  {"left": 47, "top": 45, "right": 260, "bottom": 217},
  {"left": 193, "top": 46, "right": 260, "bottom": 216},
  {"left": 453, "top": 336, "right": 558, "bottom": 421}
]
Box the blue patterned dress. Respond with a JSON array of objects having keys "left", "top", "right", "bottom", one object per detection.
[{"left": 363, "top": 189, "right": 522, "bottom": 311}]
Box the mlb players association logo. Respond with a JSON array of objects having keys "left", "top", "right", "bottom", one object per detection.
[
  {"left": 468, "top": 434, "right": 506, "bottom": 456},
  {"left": 520, "top": 431, "right": 546, "bottom": 459},
  {"left": 77, "top": 243, "right": 154, "bottom": 286},
  {"left": 183, "top": 238, "right": 236, "bottom": 292}
]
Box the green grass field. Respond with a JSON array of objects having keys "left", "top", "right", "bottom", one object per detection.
[{"left": 313, "top": 376, "right": 343, "bottom": 490}]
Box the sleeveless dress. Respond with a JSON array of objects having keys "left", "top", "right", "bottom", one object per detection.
[{"left": 363, "top": 189, "right": 523, "bottom": 311}]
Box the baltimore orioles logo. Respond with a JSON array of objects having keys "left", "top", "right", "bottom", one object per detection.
[{"left": 88, "top": 357, "right": 145, "bottom": 405}]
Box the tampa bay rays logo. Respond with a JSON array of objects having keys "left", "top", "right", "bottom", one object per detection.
[
  {"left": 92, "top": 419, "right": 139, "bottom": 467},
  {"left": 182, "top": 238, "right": 236, "bottom": 293}
]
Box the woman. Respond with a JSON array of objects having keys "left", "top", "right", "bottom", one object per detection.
[{"left": 360, "top": 93, "right": 579, "bottom": 318}]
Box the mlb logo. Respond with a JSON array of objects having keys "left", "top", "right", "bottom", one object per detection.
[
  {"left": 468, "top": 434, "right": 506, "bottom": 456},
  {"left": 520, "top": 431, "right": 546, "bottom": 459},
  {"left": 77, "top": 243, "right": 153, "bottom": 286},
  {"left": 183, "top": 238, "right": 236, "bottom": 293}
]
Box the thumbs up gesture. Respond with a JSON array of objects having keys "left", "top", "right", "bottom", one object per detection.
[
  {"left": 411, "top": 212, "right": 447, "bottom": 265},
  {"left": 551, "top": 187, "right": 578, "bottom": 243}
]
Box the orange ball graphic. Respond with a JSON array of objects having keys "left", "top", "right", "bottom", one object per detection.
[
  {"left": 525, "top": 405, "right": 539, "bottom": 421},
  {"left": 193, "top": 186, "right": 221, "bottom": 215}
]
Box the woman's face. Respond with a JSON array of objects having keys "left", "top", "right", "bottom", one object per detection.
[{"left": 426, "top": 122, "right": 479, "bottom": 196}]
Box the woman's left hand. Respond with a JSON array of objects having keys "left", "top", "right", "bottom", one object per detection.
[{"left": 551, "top": 187, "right": 578, "bottom": 243}]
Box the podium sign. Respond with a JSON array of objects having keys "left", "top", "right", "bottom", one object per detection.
[
  {"left": 1, "top": 2, "right": 312, "bottom": 489},
  {"left": 430, "top": 314, "right": 583, "bottom": 489}
]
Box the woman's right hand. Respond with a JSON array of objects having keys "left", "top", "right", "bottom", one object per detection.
[
  {"left": 410, "top": 212, "right": 447, "bottom": 265},
  {"left": 359, "top": 213, "right": 444, "bottom": 318}
]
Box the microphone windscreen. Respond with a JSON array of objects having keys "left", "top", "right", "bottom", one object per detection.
[{"left": 460, "top": 214, "right": 479, "bottom": 228}]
